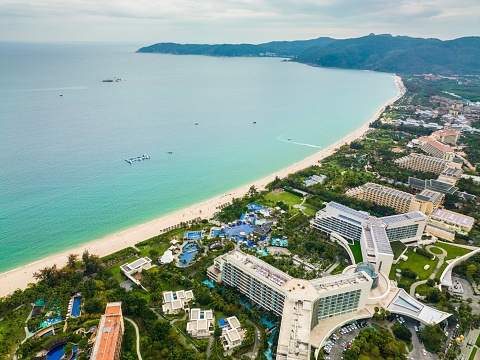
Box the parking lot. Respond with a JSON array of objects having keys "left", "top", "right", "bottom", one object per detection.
[{"left": 322, "top": 321, "right": 369, "bottom": 359}]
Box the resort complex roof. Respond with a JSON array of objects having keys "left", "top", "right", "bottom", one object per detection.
[
  {"left": 329, "top": 202, "right": 369, "bottom": 220},
  {"left": 380, "top": 211, "right": 426, "bottom": 225},
  {"left": 430, "top": 209, "right": 475, "bottom": 228},
  {"left": 386, "top": 289, "right": 451, "bottom": 325}
]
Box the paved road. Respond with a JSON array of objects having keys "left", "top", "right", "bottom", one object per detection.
[
  {"left": 410, "top": 245, "right": 446, "bottom": 297},
  {"left": 125, "top": 317, "right": 143, "bottom": 360}
]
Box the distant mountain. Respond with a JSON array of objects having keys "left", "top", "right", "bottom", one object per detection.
[
  {"left": 137, "top": 34, "right": 480, "bottom": 75},
  {"left": 136, "top": 37, "right": 335, "bottom": 57}
]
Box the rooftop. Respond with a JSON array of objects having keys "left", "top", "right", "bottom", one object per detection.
[
  {"left": 309, "top": 272, "right": 370, "bottom": 294},
  {"left": 381, "top": 211, "right": 426, "bottom": 225},
  {"left": 362, "top": 183, "right": 412, "bottom": 201},
  {"left": 430, "top": 208, "right": 475, "bottom": 228},
  {"left": 418, "top": 136, "right": 454, "bottom": 153},
  {"left": 328, "top": 202, "right": 369, "bottom": 220}
]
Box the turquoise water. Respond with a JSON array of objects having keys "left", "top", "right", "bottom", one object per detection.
[{"left": 0, "top": 42, "right": 398, "bottom": 274}]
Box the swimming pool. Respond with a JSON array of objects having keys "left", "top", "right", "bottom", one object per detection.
[
  {"left": 71, "top": 296, "right": 82, "bottom": 318},
  {"left": 257, "top": 249, "right": 269, "bottom": 257},
  {"left": 218, "top": 318, "right": 228, "bottom": 327},
  {"left": 260, "top": 316, "right": 275, "bottom": 330},
  {"left": 238, "top": 239, "right": 255, "bottom": 248},
  {"left": 178, "top": 243, "right": 201, "bottom": 267},
  {"left": 40, "top": 314, "right": 62, "bottom": 329},
  {"left": 271, "top": 238, "right": 288, "bottom": 247},
  {"left": 47, "top": 345, "right": 78, "bottom": 360},
  {"left": 203, "top": 280, "right": 215, "bottom": 288},
  {"left": 186, "top": 231, "right": 203, "bottom": 239},
  {"left": 264, "top": 330, "right": 278, "bottom": 360}
]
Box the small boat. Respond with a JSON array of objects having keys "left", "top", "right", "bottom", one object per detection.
[
  {"left": 102, "top": 80, "right": 113, "bottom": 82},
  {"left": 253, "top": 121, "right": 256, "bottom": 124},
  {"left": 195, "top": 122, "right": 199, "bottom": 125},
  {"left": 288, "top": 138, "right": 291, "bottom": 141},
  {"left": 167, "top": 151, "right": 173, "bottom": 154}
]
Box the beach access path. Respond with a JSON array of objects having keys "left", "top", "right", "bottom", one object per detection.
[{"left": 0, "top": 76, "right": 405, "bottom": 298}]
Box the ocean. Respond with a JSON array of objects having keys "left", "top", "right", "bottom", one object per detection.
[{"left": 0, "top": 42, "right": 398, "bottom": 274}]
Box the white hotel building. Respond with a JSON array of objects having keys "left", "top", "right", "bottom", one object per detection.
[{"left": 208, "top": 202, "right": 449, "bottom": 360}]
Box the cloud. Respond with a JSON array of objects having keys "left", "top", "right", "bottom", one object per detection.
[{"left": 0, "top": 0, "right": 478, "bottom": 41}]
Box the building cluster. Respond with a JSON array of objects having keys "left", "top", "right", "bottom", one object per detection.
[
  {"left": 186, "top": 308, "right": 215, "bottom": 339},
  {"left": 119, "top": 257, "right": 153, "bottom": 287},
  {"left": 218, "top": 316, "right": 246, "bottom": 350},
  {"left": 91, "top": 302, "right": 124, "bottom": 360},
  {"left": 208, "top": 210, "right": 450, "bottom": 360},
  {"left": 162, "top": 289, "right": 194, "bottom": 314}
]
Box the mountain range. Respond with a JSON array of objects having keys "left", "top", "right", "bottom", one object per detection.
[{"left": 137, "top": 34, "right": 480, "bottom": 75}]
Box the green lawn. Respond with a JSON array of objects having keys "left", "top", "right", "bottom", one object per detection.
[
  {"left": 349, "top": 242, "right": 363, "bottom": 263},
  {"left": 429, "top": 246, "right": 444, "bottom": 255},
  {"left": 469, "top": 347, "right": 477, "bottom": 360},
  {"left": 137, "top": 241, "right": 171, "bottom": 258},
  {"left": 390, "top": 248, "right": 439, "bottom": 281},
  {"left": 390, "top": 241, "right": 407, "bottom": 260},
  {"left": 435, "top": 242, "right": 471, "bottom": 260},
  {"left": 108, "top": 258, "right": 132, "bottom": 284},
  {"left": 415, "top": 283, "right": 431, "bottom": 294},
  {"left": 475, "top": 332, "right": 480, "bottom": 346},
  {"left": 264, "top": 191, "right": 319, "bottom": 217}
]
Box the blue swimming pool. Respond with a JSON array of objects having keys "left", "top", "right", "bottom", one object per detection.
[
  {"left": 238, "top": 239, "right": 255, "bottom": 248},
  {"left": 47, "top": 345, "right": 78, "bottom": 360},
  {"left": 178, "top": 243, "right": 201, "bottom": 267},
  {"left": 239, "top": 299, "right": 252, "bottom": 309},
  {"left": 225, "top": 224, "right": 253, "bottom": 239},
  {"left": 257, "top": 249, "right": 269, "bottom": 257},
  {"left": 203, "top": 280, "right": 215, "bottom": 288},
  {"left": 264, "top": 330, "right": 278, "bottom": 360},
  {"left": 218, "top": 318, "right": 228, "bottom": 327},
  {"left": 40, "top": 314, "right": 62, "bottom": 329},
  {"left": 71, "top": 296, "right": 82, "bottom": 317},
  {"left": 187, "top": 231, "right": 203, "bottom": 239},
  {"left": 271, "top": 238, "right": 288, "bottom": 247},
  {"left": 260, "top": 316, "right": 275, "bottom": 330}
]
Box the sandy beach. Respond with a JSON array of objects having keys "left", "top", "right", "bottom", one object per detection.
[{"left": 0, "top": 75, "right": 405, "bottom": 298}]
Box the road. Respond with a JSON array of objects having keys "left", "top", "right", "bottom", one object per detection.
[{"left": 125, "top": 317, "right": 143, "bottom": 360}]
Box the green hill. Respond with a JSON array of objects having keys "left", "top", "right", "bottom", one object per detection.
[{"left": 136, "top": 34, "right": 480, "bottom": 75}]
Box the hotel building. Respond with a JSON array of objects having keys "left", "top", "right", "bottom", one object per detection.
[
  {"left": 186, "top": 308, "right": 215, "bottom": 339},
  {"left": 345, "top": 182, "right": 443, "bottom": 214},
  {"left": 394, "top": 153, "right": 461, "bottom": 175},
  {"left": 426, "top": 208, "right": 475, "bottom": 241},
  {"left": 91, "top": 302, "right": 124, "bottom": 360},
  {"left": 430, "top": 129, "right": 460, "bottom": 145},
  {"left": 416, "top": 136, "right": 455, "bottom": 161},
  {"left": 162, "top": 290, "right": 194, "bottom": 314},
  {"left": 208, "top": 247, "right": 449, "bottom": 360}
]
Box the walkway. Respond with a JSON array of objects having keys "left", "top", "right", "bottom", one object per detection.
[
  {"left": 125, "top": 317, "right": 142, "bottom": 360},
  {"left": 410, "top": 245, "right": 447, "bottom": 297},
  {"left": 326, "top": 257, "right": 340, "bottom": 274},
  {"left": 242, "top": 320, "right": 260, "bottom": 359}
]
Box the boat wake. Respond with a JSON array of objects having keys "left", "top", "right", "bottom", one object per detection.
[
  {"left": 277, "top": 137, "right": 321, "bottom": 148},
  {"left": 16, "top": 86, "right": 87, "bottom": 92}
]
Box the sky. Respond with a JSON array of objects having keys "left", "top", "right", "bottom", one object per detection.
[{"left": 0, "top": 0, "right": 479, "bottom": 43}]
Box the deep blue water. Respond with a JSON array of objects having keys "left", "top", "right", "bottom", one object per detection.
[{"left": 0, "top": 42, "right": 398, "bottom": 274}]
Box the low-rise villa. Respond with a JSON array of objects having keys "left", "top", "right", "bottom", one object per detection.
[
  {"left": 119, "top": 257, "right": 153, "bottom": 285},
  {"left": 162, "top": 290, "right": 194, "bottom": 314},
  {"left": 186, "top": 308, "right": 214, "bottom": 339},
  {"left": 219, "top": 316, "right": 245, "bottom": 350}
]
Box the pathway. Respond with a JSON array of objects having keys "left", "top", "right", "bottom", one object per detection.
[
  {"left": 410, "top": 245, "right": 447, "bottom": 297},
  {"left": 242, "top": 320, "right": 260, "bottom": 359},
  {"left": 151, "top": 308, "right": 199, "bottom": 352},
  {"left": 206, "top": 337, "right": 213, "bottom": 357},
  {"left": 326, "top": 257, "right": 340, "bottom": 274},
  {"left": 125, "top": 317, "right": 142, "bottom": 360}
]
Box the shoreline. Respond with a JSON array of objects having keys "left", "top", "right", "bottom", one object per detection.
[{"left": 0, "top": 75, "right": 405, "bottom": 298}]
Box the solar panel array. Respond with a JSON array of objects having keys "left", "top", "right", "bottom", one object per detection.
[
  {"left": 329, "top": 202, "right": 369, "bottom": 220},
  {"left": 381, "top": 212, "right": 425, "bottom": 225},
  {"left": 371, "top": 226, "right": 393, "bottom": 255}
]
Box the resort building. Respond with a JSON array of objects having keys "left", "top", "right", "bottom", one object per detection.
[
  {"left": 394, "top": 153, "right": 462, "bottom": 175},
  {"left": 416, "top": 136, "right": 455, "bottom": 161},
  {"left": 427, "top": 208, "right": 475, "bottom": 239},
  {"left": 208, "top": 246, "right": 450, "bottom": 360},
  {"left": 119, "top": 257, "right": 153, "bottom": 286},
  {"left": 208, "top": 250, "right": 290, "bottom": 316},
  {"left": 345, "top": 182, "right": 443, "bottom": 214},
  {"left": 91, "top": 302, "right": 124, "bottom": 360},
  {"left": 437, "top": 167, "right": 464, "bottom": 185},
  {"left": 304, "top": 174, "right": 327, "bottom": 187},
  {"left": 430, "top": 129, "right": 461, "bottom": 145},
  {"left": 219, "top": 316, "right": 246, "bottom": 350},
  {"left": 409, "top": 177, "right": 476, "bottom": 201},
  {"left": 186, "top": 308, "right": 214, "bottom": 339},
  {"left": 162, "top": 290, "right": 194, "bottom": 314}
]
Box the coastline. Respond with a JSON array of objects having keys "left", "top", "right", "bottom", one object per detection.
[{"left": 0, "top": 75, "right": 405, "bottom": 298}]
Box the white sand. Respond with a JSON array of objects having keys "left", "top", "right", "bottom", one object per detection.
[{"left": 0, "top": 76, "right": 405, "bottom": 298}]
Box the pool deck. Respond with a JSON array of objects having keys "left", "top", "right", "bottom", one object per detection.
[{"left": 173, "top": 239, "right": 202, "bottom": 267}]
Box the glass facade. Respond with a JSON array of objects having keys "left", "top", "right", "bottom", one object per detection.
[
  {"left": 385, "top": 224, "right": 419, "bottom": 241},
  {"left": 317, "top": 290, "right": 361, "bottom": 320}
]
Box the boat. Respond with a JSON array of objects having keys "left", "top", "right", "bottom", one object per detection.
[
  {"left": 125, "top": 154, "right": 150, "bottom": 164},
  {"left": 167, "top": 151, "right": 173, "bottom": 154},
  {"left": 288, "top": 138, "right": 291, "bottom": 141},
  {"left": 253, "top": 121, "right": 256, "bottom": 124},
  {"left": 102, "top": 80, "right": 113, "bottom": 82},
  {"left": 195, "top": 122, "right": 199, "bottom": 125}
]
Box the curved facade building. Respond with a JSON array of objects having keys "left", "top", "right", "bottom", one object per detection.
[{"left": 355, "top": 262, "right": 379, "bottom": 289}]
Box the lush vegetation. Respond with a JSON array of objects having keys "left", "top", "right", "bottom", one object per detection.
[{"left": 341, "top": 327, "right": 408, "bottom": 360}]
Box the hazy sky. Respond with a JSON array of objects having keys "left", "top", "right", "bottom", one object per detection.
[{"left": 1, "top": 0, "right": 479, "bottom": 43}]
